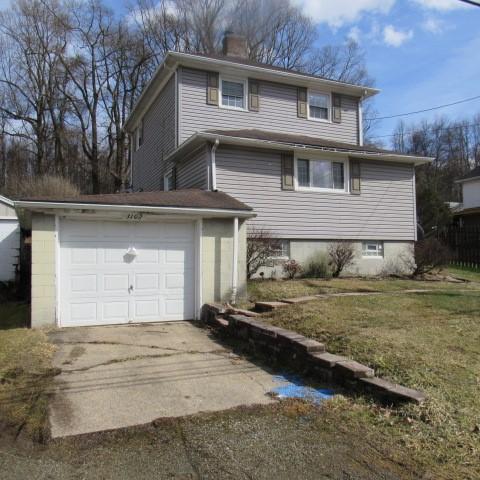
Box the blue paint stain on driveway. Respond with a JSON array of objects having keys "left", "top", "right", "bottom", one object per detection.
[{"left": 270, "top": 374, "right": 334, "bottom": 405}]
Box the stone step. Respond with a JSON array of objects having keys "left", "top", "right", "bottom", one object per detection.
[
  {"left": 280, "top": 296, "right": 318, "bottom": 304},
  {"left": 334, "top": 360, "right": 375, "bottom": 379},
  {"left": 360, "top": 377, "right": 426, "bottom": 404},
  {"left": 254, "top": 301, "right": 290, "bottom": 312}
]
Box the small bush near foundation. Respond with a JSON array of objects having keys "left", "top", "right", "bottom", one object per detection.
[
  {"left": 283, "top": 260, "right": 302, "bottom": 279},
  {"left": 412, "top": 238, "right": 451, "bottom": 276},
  {"left": 247, "top": 228, "right": 281, "bottom": 279},
  {"left": 302, "top": 253, "right": 331, "bottom": 279},
  {"left": 328, "top": 241, "right": 355, "bottom": 278}
]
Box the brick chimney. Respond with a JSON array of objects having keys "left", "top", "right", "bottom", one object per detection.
[{"left": 222, "top": 31, "right": 248, "bottom": 59}]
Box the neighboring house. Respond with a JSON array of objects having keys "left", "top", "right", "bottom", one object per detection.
[
  {"left": 0, "top": 195, "right": 20, "bottom": 282},
  {"left": 452, "top": 166, "right": 480, "bottom": 227},
  {"left": 17, "top": 32, "right": 432, "bottom": 328}
]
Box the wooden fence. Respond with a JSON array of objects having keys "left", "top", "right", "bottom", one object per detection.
[{"left": 439, "top": 225, "right": 480, "bottom": 268}]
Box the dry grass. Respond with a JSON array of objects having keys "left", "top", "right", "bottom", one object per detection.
[
  {"left": 257, "top": 279, "right": 480, "bottom": 479},
  {"left": 0, "top": 304, "right": 56, "bottom": 440},
  {"left": 245, "top": 269, "right": 480, "bottom": 305}
]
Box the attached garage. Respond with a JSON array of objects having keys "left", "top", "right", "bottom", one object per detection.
[
  {"left": 16, "top": 190, "right": 252, "bottom": 328},
  {"left": 59, "top": 219, "right": 196, "bottom": 327}
]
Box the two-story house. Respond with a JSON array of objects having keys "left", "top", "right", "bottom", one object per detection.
[
  {"left": 452, "top": 166, "right": 480, "bottom": 227},
  {"left": 18, "top": 32, "right": 432, "bottom": 328}
]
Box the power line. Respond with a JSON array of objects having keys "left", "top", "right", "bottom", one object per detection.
[
  {"left": 369, "top": 121, "right": 480, "bottom": 140},
  {"left": 366, "top": 95, "right": 480, "bottom": 121},
  {"left": 458, "top": 0, "right": 480, "bottom": 7}
]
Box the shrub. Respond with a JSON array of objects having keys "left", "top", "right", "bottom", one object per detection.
[
  {"left": 4, "top": 174, "right": 80, "bottom": 199},
  {"left": 283, "top": 259, "right": 302, "bottom": 279},
  {"left": 412, "top": 238, "right": 451, "bottom": 276},
  {"left": 246, "top": 228, "right": 281, "bottom": 279},
  {"left": 328, "top": 241, "right": 355, "bottom": 278},
  {"left": 302, "top": 252, "right": 331, "bottom": 278}
]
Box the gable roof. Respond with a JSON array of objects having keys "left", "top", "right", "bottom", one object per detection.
[
  {"left": 125, "top": 50, "right": 379, "bottom": 131},
  {"left": 166, "top": 129, "right": 434, "bottom": 166},
  {"left": 457, "top": 166, "right": 480, "bottom": 183},
  {"left": 16, "top": 189, "right": 254, "bottom": 216}
]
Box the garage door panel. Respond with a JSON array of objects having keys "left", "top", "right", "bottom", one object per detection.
[
  {"left": 103, "top": 274, "right": 129, "bottom": 293},
  {"left": 69, "top": 302, "right": 98, "bottom": 324},
  {"left": 134, "top": 248, "right": 160, "bottom": 264},
  {"left": 133, "top": 298, "right": 160, "bottom": 318},
  {"left": 60, "top": 220, "right": 196, "bottom": 327},
  {"left": 102, "top": 301, "right": 130, "bottom": 321},
  {"left": 70, "top": 274, "right": 97, "bottom": 293}
]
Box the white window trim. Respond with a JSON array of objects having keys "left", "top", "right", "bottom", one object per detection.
[
  {"left": 163, "top": 172, "right": 173, "bottom": 191},
  {"left": 269, "top": 239, "right": 290, "bottom": 260},
  {"left": 293, "top": 153, "right": 349, "bottom": 194},
  {"left": 362, "top": 241, "right": 384, "bottom": 258},
  {"left": 219, "top": 75, "right": 248, "bottom": 112},
  {"left": 307, "top": 89, "right": 332, "bottom": 123}
]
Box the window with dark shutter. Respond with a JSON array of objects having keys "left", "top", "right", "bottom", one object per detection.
[
  {"left": 281, "top": 153, "right": 294, "bottom": 190},
  {"left": 297, "top": 87, "right": 307, "bottom": 118},
  {"left": 248, "top": 80, "right": 259, "bottom": 111},
  {"left": 207, "top": 72, "right": 219, "bottom": 105},
  {"left": 350, "top": 159, "right": 361, "bottom": 194}
]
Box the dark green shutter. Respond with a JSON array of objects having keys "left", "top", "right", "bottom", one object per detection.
[
  {"left": 281, "top": 153, "right": 294, "bottom": 190},
  {"left": 332, "top": 94, "right": 342, "bottom": 123},
  {"left": 297, "top": 87, "right": 307, "bottom": 118},
  {"left": 248, "top": 80, "right": 259, "bottom": 111},
  {"left": 207, "top": 72, "right": 219, "bottom": 105},
  {"left": 350, "top": 159, "right": 361, "bottom": 194}
]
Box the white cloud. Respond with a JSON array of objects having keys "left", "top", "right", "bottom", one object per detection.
[
  {"left": 292, "top": 0, "right": 395, "bottom": 28},
  {"left": 347, "top": 26, "right": 362, "bottom": 42},
  {"left": 383, "top": 25, "right": 414, "bottom": 47},
  {"left": 411, "top": 0, "right": 468, "bottom": 10},
  {"left": 422, "top": 17, "right": 445, "bottom": 33}
]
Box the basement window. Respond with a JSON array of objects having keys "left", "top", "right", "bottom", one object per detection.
[{"left": 362, "top": 241, "right": 384, "bottom": 258}]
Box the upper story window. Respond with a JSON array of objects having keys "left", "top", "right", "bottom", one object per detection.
[
  {"left": 296, "top": 157, "right": 346, "bottom": 192},
  {"left": 308, "top": 91, "right": 330, "bottom": 122},
  {"left": 220, "top": 77, "right": 247, "bottom": 110}
]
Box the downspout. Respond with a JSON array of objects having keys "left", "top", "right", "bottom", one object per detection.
[
  {"left": 231, "top": 216, "right": 239, "bottom": 304},
  {"left": 358, "top": 93, "right": 365, "bottom": 147},
  {"left": 211, "top": 138, "right": 219, "bottom": 191}
]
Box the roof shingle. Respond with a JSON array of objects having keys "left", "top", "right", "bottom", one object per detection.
[{"left": 20, "top": 189, "right": 253, "bottom": 211}]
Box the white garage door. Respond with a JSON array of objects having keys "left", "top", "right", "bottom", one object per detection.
[
  {"left": 0, "top": 219, "right": 20, "bottom": 282},
  {"left": 59, "top": 219, "right": 196, "bottom": 327}
]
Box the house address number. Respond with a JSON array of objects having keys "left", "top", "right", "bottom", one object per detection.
[{"left": 126, "top": 212, "right": 143, "bottom": 220}]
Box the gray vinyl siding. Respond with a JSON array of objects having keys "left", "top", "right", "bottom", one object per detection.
[
  {"left": 179, "top": 67, "right": 359, "bottom": 146},
  {"left": 132, "top": 74, "right": 176, "bottom": 191},
  {"left": 176, "top": 145, "right": 209, "bottom": 189},
  {"left": 215, "top": 146, "right": 416, "bottom": 241}
]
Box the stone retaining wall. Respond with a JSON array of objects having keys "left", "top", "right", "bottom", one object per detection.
[{"left": 201, "top": 303, "right": 426, "bottom": 405}]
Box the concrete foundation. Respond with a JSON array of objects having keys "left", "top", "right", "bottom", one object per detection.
[{"left": 255, "top": 240, "right": 414, "bottom": 278}]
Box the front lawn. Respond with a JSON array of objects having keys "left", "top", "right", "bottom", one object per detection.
[
  {"left": 256, "top": 277, "right": 480, "bottom": 479},
  {"left": 0, "top": 303, "right": 55, "bottom": 440},
  {"left": 246, "top": 268, "right": 480, "bottom": 304}
]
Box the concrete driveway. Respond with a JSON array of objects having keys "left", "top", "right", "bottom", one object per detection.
[{"left": 48, "top": 322, "right": 283, "bottom": 438}]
